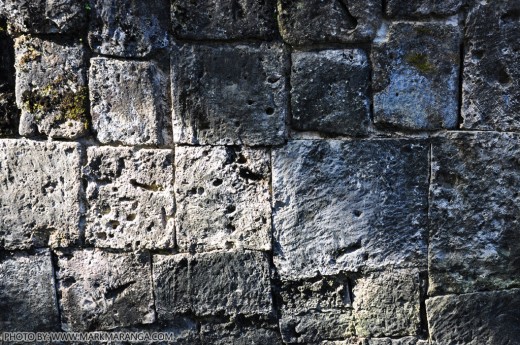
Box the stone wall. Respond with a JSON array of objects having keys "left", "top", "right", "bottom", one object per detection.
[{"left": 0, "top": 0, "right": 519, "bottom": 344}]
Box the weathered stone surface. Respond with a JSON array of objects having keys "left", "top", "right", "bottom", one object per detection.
[
  {"left": 1, "top": 0, "right": 87, "bottom": 34},
  {"left": 372, "top": 22, "right": 460, "bottom": 130},
  {"left": 277, "top": 0, "right": 382, "bottom": 45},
  {"left": 280, "top": 310, "right": 355, "bottom": 343},
  {"left": 0, "top": 92, "right": 18, "bottom": 137},
  {"left": 171, "top": 43, "right": 288, "bottom": 145},
  {"left": 89, "top": 58, "right": 171, "bottom": 146},
  {"left": 352, "top": 270, "right": 422, "bottom": 338},
  {"left": 0, "top": 139, "right": 81, "bottom": 250},
  {"left": 429, "top": 132, "right": 520, "bottom": 295},
  {"left": 272, "top": 140, "right": 429, "bottom": 280},
  {"left": 322, "top": 338, "right": 427, "bottom": 345},
  {"left": 291, "top": 49, "right": 371, "bottom": 136},
  {"left": 0, "top": 249, "right": 59, "bottom": 331},
  {"left": 153, "top": 250, "right": 273, "bottom": 318},
  {"left": 175, "top": 146, "right": 271, "bottom": 252},
  {"left": 172, "top": 0, "right": 277, "bottom": 40},
  {"left": 84, "top": 146, "right": 174, "bottom": 250},
  {"left": 386, "top": 0, "right": 464, "bottom": 18},
  {"left": 426, "top": 289, "right": 520, "bottom": 345},
  {"left": 200, "top": 321, "right": 283, "bottom": 345},
  {"left": 56, "top": 249, "right": 155, "bottom": 331},
  {"left": 88, "top": 0, "right": 169, "bottom": 58},
  {"left": 14, "top": 35, "right": 89, "bottom": 139},
  {"left": 461, "top": 1, "right": 520, "bottom": 131}
]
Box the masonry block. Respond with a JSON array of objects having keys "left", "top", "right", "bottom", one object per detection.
[
  {"left": 372, "top": 22, "right": 461, "bottom": 130},
  {"left": 175, "top": 146, "right": 271, "bottom": 252},
  {"left": 280, "top": 310, "right": 355, "bottom": 343},
  {"left": 89, "top": 58, "right": 171, "bottom": 146},
  {"left": 200, "top": 321, "right": 283, "bottom": 345},
  {"left": 429, "top": 132, "right": 520, "bottom": 295},
  {"left": 171, "top": 43, "right": 288, "bottom": 145},
  {"left": 84, "top": 146, "right": 175, "bottom": 250},
  {"left": 291, "top": 49, "right": 371, "bottom": 136},
  {"left": 386, "top": 0, "right": 464, "bottom": 18},
  {"left": 56, "top": 249, "right": 155, "bottom": 331}
]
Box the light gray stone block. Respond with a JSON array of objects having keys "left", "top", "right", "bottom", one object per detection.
[
  {"left": 280, "top": 310, "right": 355, "bottom": 343},
  {"left": 386, "top": 0, "right": 464, "bottom": 18}
]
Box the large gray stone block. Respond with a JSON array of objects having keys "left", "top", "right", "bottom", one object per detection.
[
  {"left": 172, "top": 0, "right": 277, "bottom": 40},
  {"left": 429, "top": 132, "right": 520, "bottom": 295},
  {"left": 0, "top": 139, "right": 82, "bottom": 250},
  {"left": 461, "top": 1, "right": 520, "bottom": 131},
  {"left": 0, "top": 249, "right": 59, "bottom": 331},
  {"left": 200, "top": 321, "right": 283, "bottom": 345},
  {"left": 272, "top": 140, "right": 429, "bottom": 280},
  {"left": 372, "top": 22, "right": 461, "bottom": 130},
  {"left": 171, "top": 43, "right": 288, "bottom": 145},
  {"left": 84, "top": 146, "right": 174, "bottom": 250},
  {"left": 291, "top": 49, "right": 371, "bottom": 136},
  {"left": 385, "top": 0, "right": 464, "bottom": 18},
  {"left": 323, "top": 338, "right": 427, "bottom": 345},
  {"left": 175, "top": 146, "right": 271, "bottom": 252},
  {"left": 280, "top": 310, "right": 355, "bottom": 343},
  {"left": 426, "top": 289, "right": 520, "bottom": 345},
  {"left": 56, "top": 249, "right": 155, "bottom": 331},
  {"left": 89, "top": 58, "right": 171, "bottom": 146},
  {"left": 14, "top": 36, "right": 89, "bottom": 139},
  {"left": 277, "top": 0, "right": 382, "bottom": 45}
]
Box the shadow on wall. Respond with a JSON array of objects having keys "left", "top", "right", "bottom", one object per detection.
[{"left": 0, "top": 16, "right": 18, "bottom": 137}]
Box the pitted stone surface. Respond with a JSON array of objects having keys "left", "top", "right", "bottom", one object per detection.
[
  {"left": 0, "top": 139, "right": 81, "bottom": 250},
  {"left": 385, "top": 0, "right": 464, "bottom": 18},
  {"left": 153, "top": 250, "right": 272, "bottom": 318},
  {"left": 172, "top": 0, "right": 278, "bottom": 40},
  {"left": 88, "top": 0, "right": 169, "bottom": 58},
  {"left": 323, "top": 338, "right": 427, "bottom": 345},
  {"left": 200, "top": 321, "right": 283, "bottom": 345},
  {"left": 89, "top": 58, "right": 171, "bottom": 146},
  {"left": 171, "top": 43, "right": 288, "bottom": 145},
  {"left": 175, "top": 146, "right": 271, "bottom": 252},
  {"left": 14, "top": 35, "right": 89, "bottom": 139},
  {"left": 272, "top": 140, "right": 429, "bottom": 280},
  {"left": 56, "top": 249, "right": 155, "bottom": 331},
  {"left": 426, "top": 289, "right": 520, "bottom": 345},
  {"left": 280, "top": 310, "right": 355, "bottom": 343},
  {"left": 291, "top": 49, "right": 370, "bottom": 136},
  {"left": 0, "top": 249, "right": 59, "bottom": 331},
  {"left": 84, "top": 146, "right": 174, "bottom": 250},
  {"left": 429, "top": 132, "right": 520, "bottom": 295},
  {"left": 372, "top": 22, "right": 461, "bottom": 130},
  {"left": 461, "top": 1, "right": 520, "bottom": 131},
  {"left": 277, "top": 0, "right": 382, "bottom": 45}
]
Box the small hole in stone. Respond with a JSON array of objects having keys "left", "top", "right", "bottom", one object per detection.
[
  {"left": 97, "top": 232, "right": 107, "bottom": 240},
  {"left": 353, "top": 210, "right": 362, "bottom": 217},
  {"left": 267, "top": 76, "right": 280, "bottom": 83},
  {"left": 109, "top": 220, "right": 120, "bottom": 229},
  {"left": 225, "top": 205, "right": 236, "bottom": 214},
  {"left": 213, "top": 178, "right": 223, "bottom": 186},
  {"left": 234, "top": 121, "right": 240, "bottom": 127},
  {"left": 126, "top": 214, "right": 136, "bottom": 221},
  {"left": 247, "top": 99, "right": 254, "bottom": 105},
  {"left": 265, "top": 107, "right": 274, "bottom": 115},
  {"left": 197, "top": 187, "right": 205, "bottom": 194}
]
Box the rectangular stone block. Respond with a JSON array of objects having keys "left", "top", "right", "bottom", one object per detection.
[
  {"left": 429, "top": 132, "right": 520, "bottom": 295},
  {"left": 56, "top": 249, "right": 155, "bottom": 331},
  {"left": 277, "top": 0, "right": 382, "bottom": 45},
  {"left": 200, "top": 321, "right": 283, "bottom": 345},
  {"left": 88, "top": 0, "right": 169, "bottom": 58},
  {"left": 324, "top": 338, "right": 426, "bottom": 345},
  {"left": 84, "top": 146, "right": 175, "bottom": 250},
  {"left": 171, "top": 43, "right": 288, "bottom": 145},
  {"left": 372, "top": 22, "right": 461, "bottom": 130},
  {"left": 291, "top": 49, "right": 371, "bottom": 136},
  {"left": 0, "top": 139, "right": 81, "bottom": 250},
  {"left": 280, "top": 310, "right": 355, "bottom": 343},
  {"left": 0, "top": 249, "right": 59, "bottom": 331},
  {"left": 175, "top": 146, "right": 271, "bottom": 252},
  {"left": 14, "top": 35, "right": 89, "bottom": 139},
  {"left": 172, "top": 0, "right": 278, "bottom": 40},
  {"left": 461, "top": 1, "right": 520, "bottom": 131},
  {"left": 426, "top": 289, "right": 520, "bottom": 344},
  {"left": 89, "top": 58, "right": 171, "bottom": 146},
  {"left": 272, "top": 140, "right": 429, "bottom": 280},
  {"left": 153, "top": 250, "right": 273, "bottom": 319},
  {"left": 385, "top": 0, "right": 464, "bottom": 18}
]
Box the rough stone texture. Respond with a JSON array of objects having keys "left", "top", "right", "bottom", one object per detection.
[
  {"left": 88, "top": 0, "right": 169, "bottom": 58},
  {"left": 429, "top": 132, "right": 520, "bottom": 295},
  {"left": 171, "top": 43, "right": 288, "bottom": 145},
  {"left": 323, "top": 338, "right": 427, "bottom": 345},
  {"left": 461, "top": 1, "right": 520, "bottom": 131},
  {"left": 175, "top": 146, "right": 271, "bottom": 252},
  {"left": 272, "top": 140, "right": 429, "bottom": 280},
  {"left": 0, "top": 92, "right": 18, "bottom": 137},
  {"left": 277, "top": 0, "right": 382, "bottom": 45},
  {"left": 280, "top": 310, "right": 354, "bottom": 343},
  {"left": 200, "top": 321, "right": 283, "bottom": 345},
  {"left": 0, "top": 249, "right": 59, "bottom": 331},
  {"left": 153, "top": 250, "right": 273, "bottom": 319},
  {"left": 386, "top": 0, "right": 464, "bottom": 18},
  {"left": 14, "top": 35, "right": 89, "bottom": 139},
  {"left": 89, "top": 58, "right": 171, "bottom": 146},
  {"left": 372, "top": 22, "right": 461, "bottom": 130},
  {"left": 291, "top": 49, "right": 371, "bottom": 136},
  {"left": 56, "top": 249, "right": 155, "bottom": 331},
  {"left": 172, "top": 0, "right": 278, "bottom": 40},
  {"left": 0, "top": 139, "right": 82, "bottom": 250},
  {"left": 0, "top": 0, "right": 87, "bottom": 34},
  {"left": 426, "top": 289, "right": 520, "bottom": 345},
  {"left": 84, "top": 146, "right": 175, "bottom": 250}
]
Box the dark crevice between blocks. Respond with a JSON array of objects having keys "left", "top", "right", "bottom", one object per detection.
[{"left": 0, "top": 16, "right": 19, "bottom": 137}]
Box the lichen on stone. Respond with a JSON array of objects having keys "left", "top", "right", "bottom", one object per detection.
[{"left": 406, "top": 53, "right": 435, "bottom": 74}]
